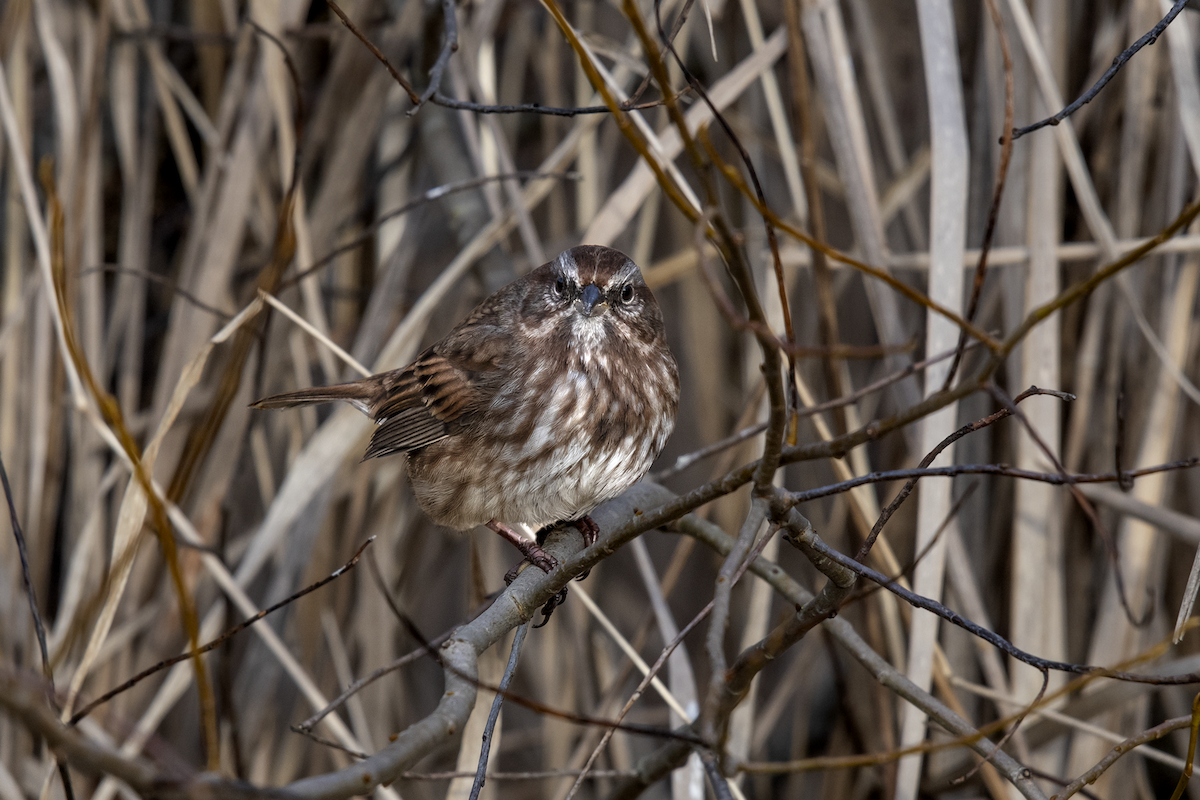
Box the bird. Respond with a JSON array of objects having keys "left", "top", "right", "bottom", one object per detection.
[{"left": 252, "top": 245, "right": 680, "bottom": 573}]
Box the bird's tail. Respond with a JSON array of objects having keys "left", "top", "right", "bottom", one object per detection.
[{"left": 251, "top": 379, "right": 380, "bottom": 412}]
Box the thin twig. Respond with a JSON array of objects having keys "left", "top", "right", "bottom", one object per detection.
[
  {"left": 413, "top": 0, "right": 458, "bottom": 112},
  {"left": 1168, "top": 693, "right": 1200, "bottom": 800},
  {"left": 987, "top": 383, "right": 1150, "bottom": 628},
  {"left": 0, "top": 451, "right": 53, "bottom": 690},
  {"left": 1051, "top": 712, "right": 1195, "bottom": 800},
  {"left": 400, "top": 769, "right": 638, "bottom": 780},
  {"left": 296, "top": 633, "right": 454, "bottom": 732},
  {"left": 326, "top": 0, "right": 685, "bottom": 117},
  {"left": 325, "top": 0, "right": 419, "bottom": 104},
  {"left": 953, "top": 668, "right": 1047, "bottom": 786},
  {"left": 654, "top": 342, "right": 978, "bottom": 480},
  {"left": 282, "top": 171, "right": 579, "bottom": 288},
  {"left": 468, "top": 621, "right": 530, "bottom": 800},
  {"left": 1011, "top": 0, "right": 1191, "bottom": 140},
  {"left": 430, "top": 92, "right": 685, "bottom": 116},
  {"left": 784, "top": 459, "right": 1198, "bottom": 505},
  {"left": 789, "top": 522, "right": 1200, "bottom": 684},
  {"left": 1116, "top": 390, "right": 1134, "bottom": 491},
  {"left": 81, "top": 265, "right": 234, "bottom": 320},
  {"left": 943, "top": 0, "right": 1014, "bottom": 390},
  {"left": 70, "top": 538, "right": 375, "bottom": 724},
  {"left": 0, "top": 451, "right": 72, "bottom": 800},
  {"left": 844, "top": 482, "right": 979, "bottom": 605},
  {"left": 362, "top": 551, "right": 708, "bottom": 745},
  {"left": 567, "top": 520, "right": 773, "bottom": 799},
  {"left": 853, "top": 386, "right": 1071, "bottom": 562}
]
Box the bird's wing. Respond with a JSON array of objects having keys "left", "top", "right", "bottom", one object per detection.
[{"left": 363, "top": 295, "right": 512, "bottom": 460}]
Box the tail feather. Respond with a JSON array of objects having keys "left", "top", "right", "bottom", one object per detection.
[{"left": 251, "top": 381, "right": 379, "bottom": 414}]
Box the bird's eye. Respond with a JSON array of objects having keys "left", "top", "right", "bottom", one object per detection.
[
  {"left": 553, "top": 276, "right": 566, "bottom": 297},
  {"left": 620, "top": 283, "right": 635, "bottom": 304}
]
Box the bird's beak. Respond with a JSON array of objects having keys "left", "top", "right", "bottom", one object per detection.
[{"left": 576, "top": 283, "right": 609, "bottom": 317}]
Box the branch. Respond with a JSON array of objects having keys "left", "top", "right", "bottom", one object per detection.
[
  {"left": 611, "top": 493, "right": 1048, "bottom": 800},
  {"left": 413, "top": 0, "right": 458, "bottom": 112},
  {"left": 70, "top": 539, "right": 374, "bottom": 725},
  {"left": 787, "top": 519, "right": 1200, "bottom": 685},
  {"left": 782, "top": 458, "right": 1200, "bottom": 506},
  {"left": 1051, "top": 712, "right": 1194, "bottom": 800},
  {"left": 468, "top": 622, "right": 530, "bottom": 800},
  {"left": 1011, "top": 0, "right": 1191, "bottom": 140}
]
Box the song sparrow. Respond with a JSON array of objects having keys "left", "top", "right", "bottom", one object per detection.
[{"left": 253, "top": 245, "right": 680, "bottom": 573}]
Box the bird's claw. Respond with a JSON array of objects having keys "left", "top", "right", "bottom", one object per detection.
[
  {"left": 528, "top": 547, "right": 557, "bottom": 573},
  {"left": 572, "top": 515, "right": 601, "bottom": 548},
  {"left": 536, "top": 587, "right": 569, "bottom": 627},
  {"left": 512, "top": 538, "right": 556, "bottom": 574}
]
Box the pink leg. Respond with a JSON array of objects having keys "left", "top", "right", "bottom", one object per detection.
[{"left": 486, "top": 520, "right": 556, "bottom": 573}]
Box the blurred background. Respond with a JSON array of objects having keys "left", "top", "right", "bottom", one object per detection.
[{"left": 3, "top": 0, "right": 1200, "bottom": 798}]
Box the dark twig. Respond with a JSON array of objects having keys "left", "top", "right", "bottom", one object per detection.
[
  {"left": 297, "top": 637, "right": 449, "bottom": 732},
  {"left": 246, "top": 19, "right": 306, "bottom": 144},
  {"left": 853, "top": 386, "right": 1072, "bottom": 562},
  {"left": 571, "top": 517, "right": 781, "bottom": 797},
  {"left": 71, "top": 538, "right": 375, "bottom": 725},
  {"left": 954, "top": 668, "right": 1047, "bottom": 786},
  {"left": 701, "top": 751, "right": 735, "bottom": 800},
  {"left": 987, "top": 383, "right": 1150, "bottom": 628},
  {"left": 327, "top": 0, "right": 683, "bottom": 117},
  {"left": 363, "top": 551, "right": 707, "bottom": 745},
  {"left": 283, "top": 171, "right": 578, "bottom": 288},
  {"left": 1168, "top": 693, "right": 1200, "bottom": 800},
  {"left": 626, "top": 0, "right": 696, "bottom": 108},
  {"left": 401, "top": 769, "right": 638, "bottom": 780},
  {"left": 943, "top": 0, "right": 1014, "bottom": 391},
  {"left": 0, "top": 451, "right": 73, "bottom": 800},
  {"left": 292, "top": 728, "right": 369, "bottom": 760},
  {"left": 569, "top": 592, "right": 716, "bottom": 796},
  {"left": 788, "top": 520, "right": 1200, "bottom": 685},
  {"left": 1053, "top": 711, "right": 1196, "bottom": 800},
  {"left": 326, "top": 0, "right": 419, "bottom": 104},
  {"left": 1, "top": 451, "right": 53, "bottom": 690},
  {"left": 784, "top": 459, "right": 1198, "bottom": 506},
  {"left": 428, "top": 91, "right": 684, "bottom": 116},
  {"left": 414, "top": 0, "right": 458, "bottom": 113},
  {"left": 845, "top": 482, "right": 979, "bottom": 606},
  {"left": 1011, "top": 0, "right": 1191, "bottom": 140},
  {"left": 81, "top": 265, "right": 233, "bottom": 320},
  {"left": 469, "top": 621, "right": 531, "bottom": 800},
  {"left": 654, "top": 342, "right": 981, "bottom": 480},
  {"left": 1116, "top": 390, "right": 1134, "bottom": 491},
  {"left": 650, "top": 0, "right": 793, "bottom": 484}
]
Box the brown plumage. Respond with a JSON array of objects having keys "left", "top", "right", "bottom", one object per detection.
[{"left": 252, "top": 245, "right": 680, "bottom": 572}]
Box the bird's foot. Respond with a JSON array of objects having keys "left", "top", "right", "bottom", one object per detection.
[
  {"left": 570, "top": 515, "right": 600, "bottom": 581},
  {"left": 520, "top": 516, "right": 599, "bottom": 582},
  {"left": 536, "top": 587, "right": 569, "bottom": 627},
  {"left": 572, "top": 515, "right": 601, "bottom": 547},
  {"left": 487, "top": 520, "right": 557, "bottom": 574}
]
